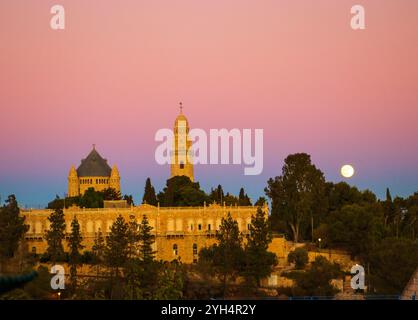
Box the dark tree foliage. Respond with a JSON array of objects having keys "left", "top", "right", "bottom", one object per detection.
[
  {"left": 105, "top": 215, "right": 129, "bottom": 271},
  {"left": 289, "top": 256, "right": 341, "bottom": 297},
  {"left": 68, "top": 217, "right": 84, "bottom": 290},
  {"left": 138, "top": 215, "right": 156, "bottom": 263},
  {"left": 288, "top": 247, "right": 309, "bottom": 269},
  {"left": 47, "top": 187, "right": 123, "bottom": 209},
  {"left": 254, "top": 196, "right": 267, "bottom": 207},
  {"left": 0, "top": 195, "right": 29, "bottom": 265},
  {"left": 209, "top": 185, "right": 224, "bottom": 204},
  {"left": 102, "top": 188, "right": 122, "bottom": 201},
  {"left": 368, "top": 238, "right": 418, "bottom": 295},
  {"left": 157, "top": 176, "right": 208, "bottom": 207},
  {"left": 92, "top": 229, "right": 106, "bottom": 276},
  {"left": 45, "top": 207, "right": 66, "bottom": 264},
  {"left": 326, "top": 182, "right": 376, "bottom": 212},
  {"left": 142, "top": 178, "right": 158, "bottom": 206},
  {"left": 123, "top": 195, "right": 134, "bottom": 206},
  {"left": 243, "top": 208, "right": 277, "bottom": 287},
  {"left": 105, "top": 215, "right": 129, "bottom": 299},
  {"left": 198, "top": 213, "right": 245, "bottom": 298},
  {"left": 265, "top": 153, "right": 327, "bottom": 242},
  {"left": 238, "top": 188, "right": 252, "bottom": 206},
  {"left": 223, "top": 192, "right": 239, "bottom": 206},
  {"left": 325, "top": 204, "right": 385, "bottom": 259}
]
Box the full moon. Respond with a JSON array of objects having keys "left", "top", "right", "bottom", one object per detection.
[{"left": 341, "top": 164, "right": 355, "bottom": 178}]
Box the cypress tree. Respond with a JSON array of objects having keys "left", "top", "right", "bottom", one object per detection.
[
  {"left": 238, "top": 188, "right": 252, "bottom": 206},
  {"left": 142, "top": 178, "right": 158, "bottom": 206}
]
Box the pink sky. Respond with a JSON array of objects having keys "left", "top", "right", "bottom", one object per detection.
[{"left": 1, "top": 0, "right": 418, "bottom": 206}]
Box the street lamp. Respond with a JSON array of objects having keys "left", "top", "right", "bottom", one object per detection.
[
  {"left": 318, "top": 238, "right": 322, "bottom": 250},
  {"left": 57, "top": 291, "right": 61, "bottom": 300}
]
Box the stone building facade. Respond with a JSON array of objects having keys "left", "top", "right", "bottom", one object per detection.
[{"left": 22, "top": 204, "right": 271, "bottom": 263}]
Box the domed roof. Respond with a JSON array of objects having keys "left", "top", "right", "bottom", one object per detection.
[
  {"left": 174, "top": 114, "right": 188, "bottom": 125},
  {"left": 76, "top": 146, "right": 112, "bottom": 177}
]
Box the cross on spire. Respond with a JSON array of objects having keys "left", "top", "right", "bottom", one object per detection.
[
  {"left": 92, "top": 143, "right": 96, "bottom": 150},
  {"left": 179, "top": 102, "right": 183, "bottom": 114}
]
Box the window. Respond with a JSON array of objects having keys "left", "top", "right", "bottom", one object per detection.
[
  {"left": 198, "top": 224, "right": 202, "bottom": 231},
  {"left": 190, "top": 224, "right": 193, "bottom": 231},
  {"left": 180, "top": 162, "right": 184, "bottom": 169},
  {"left": 247, "top": 224, "right": 251, "bottom": 230},
  {"left": 173, "top": 244, "right": 178, "bottom": 256},
  {"left": 31, "top": 247, "right": 36, "bottom": 254},
  {"left": 193, "top": 243, "right": 198, "bottom": 255},
  {"left": 207, "top": 224, "right": 211, "bottom": 231}
]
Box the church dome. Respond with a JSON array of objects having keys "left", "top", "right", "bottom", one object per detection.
[{"left": 76, "top": 146, "right": 112, "bottom": 177}]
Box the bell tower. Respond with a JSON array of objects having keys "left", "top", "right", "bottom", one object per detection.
[
  {"left": 170, "top": 102, "right": 194, "bottom": 182},
  {"left": 68, "top": 165, "right": 79, "bottom": 197}
]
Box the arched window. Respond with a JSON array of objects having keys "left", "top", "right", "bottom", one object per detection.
[
  {"left": 173, "top": 244, "right": 178, "bottom": 256},
  {"left": 193, "top": 243, "right": 197, "bottom": 255},
  {"left": 180, "top": 161, "right": 184, "bottom": 169}
]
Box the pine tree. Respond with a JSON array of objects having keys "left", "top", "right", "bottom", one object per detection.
[
  {"left": 0, "top": 195, "right": 29, "bottom": 271},
  {"left": 127, "top": 217, "right": 140, "bottom": 259},
  {"left": 45, "top": 207, "right": 66, "bottom": 264},
  {"left": 105, "top": 215, "right": 129, "bottom": 272},
  {"left": 68, "top": 217, "right": 84, "bottom": 290},
  {"left": 92, "top": 228, "right": 105, "bottom": 276},
  {"left": 199, "top": 212, "right": 245, "bottom": 298},
  {"left": 138, "top": 215, "right": 156, "bottom": 263},
  {"left": 142, "top": 178, "right": 158, "bottom": 206},
  {"left": 243, "top": 207, "right": 277, "bottom": 287},
  {"left": 105, "top": 215, "right": 129, "bottom": 299}
]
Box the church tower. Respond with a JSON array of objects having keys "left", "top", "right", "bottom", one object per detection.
[
  {"left": 68, "top": 165, "right": 79, "bottom": 197},
  {"left": 109, "top": 165, "right": 121, "bottom": 191},
  {"left": 170, "top": 103, "right": 194, "bottom": 182}
]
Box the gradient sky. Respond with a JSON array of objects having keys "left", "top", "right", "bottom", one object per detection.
[{"left": 1, "top": 0, "right": 418, "bottom": 207}]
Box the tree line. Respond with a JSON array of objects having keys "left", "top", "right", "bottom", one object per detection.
[{"left": 265, "top": 153, "right": 418, "bottom": 294}]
